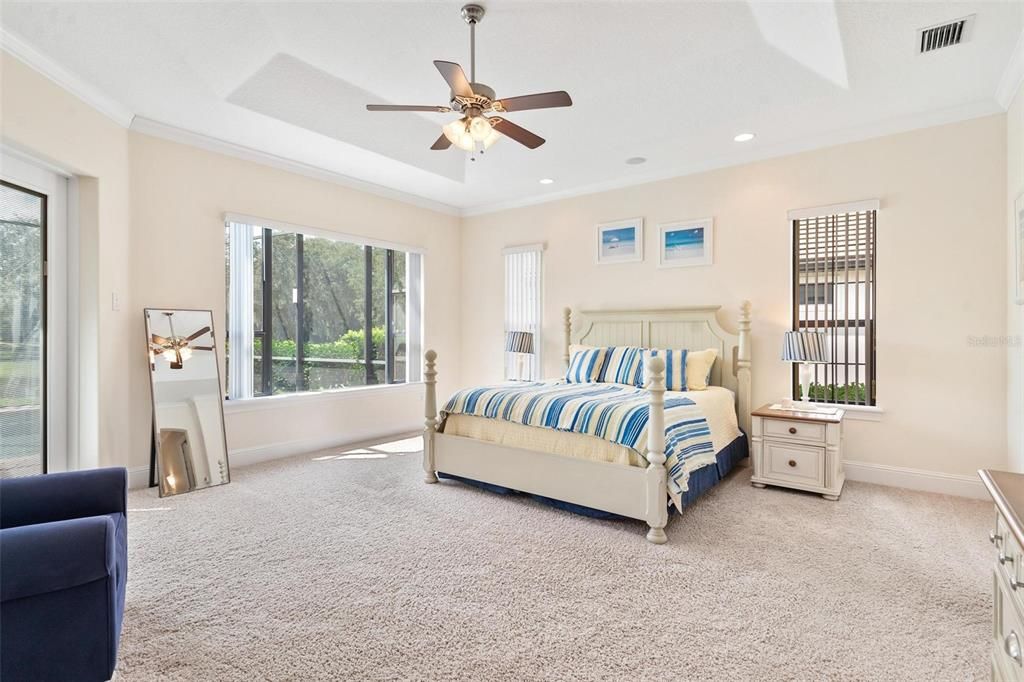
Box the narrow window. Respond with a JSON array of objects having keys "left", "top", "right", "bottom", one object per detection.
[
  {"left": 503, "top": 244, "right": 544, "bottom": 381},
  {"left": 790, "top": 202, "right": 878, "bottom": 406},
  {"left": 225, "top": 219, "right": 422, "bottom": 399}
]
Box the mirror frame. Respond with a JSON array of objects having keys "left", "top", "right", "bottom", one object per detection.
[{"left": 144, "top": 308, "right": 231, "bottom": 497}]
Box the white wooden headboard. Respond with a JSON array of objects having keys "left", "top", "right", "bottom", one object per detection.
[{"left": 562, "top": 302, "right": 753, "bottom": 435}]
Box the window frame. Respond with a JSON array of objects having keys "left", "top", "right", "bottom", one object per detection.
[
  {"left": 788, "top": 200, "right": 879, "bottom": 408},
  {"left": 224, "top": 213, "right": 424, "bottom": 402}
]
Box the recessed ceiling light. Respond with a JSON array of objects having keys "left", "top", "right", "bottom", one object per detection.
[
  {"left": 733, "top": 133, "right": 756, "bottom": 142},
  {"left": 539, "top": 178, "right": 554, "bottom": 185},
  {"left": 625, "top": 157, "right": 647, "bottom": 165}
]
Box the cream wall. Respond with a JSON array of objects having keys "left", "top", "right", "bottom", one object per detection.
[
  {"left": 1008, "top": 80, "right": 1024, "bottom": 472},
  {"left": 2, "top": 51, "right": 461, "bottom": 480},
  {"left": 461, "top": 115, "right": 1008, "bottom": 479},
  {"left": 128, "top": 133, "right": 462, "bottom": 474},
  {"left": 1, "top": 51, "right": 132, "bottom": 471},
  {"left": 1, "top": 46, "right": 1013, "bottom": 486}
]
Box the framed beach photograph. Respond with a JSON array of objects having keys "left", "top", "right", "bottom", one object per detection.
[
  {"left": 659, "top": 218, "right": 714, "bottom": 268},
  {"left": 1016, "top": 191, "right": 1024, "bottom": 304},
  {"left": 596, "top": 218, "right": 644, "bottom": 264}
]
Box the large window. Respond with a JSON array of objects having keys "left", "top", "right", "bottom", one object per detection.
[
  {"left": 503, "top": 244, "right": 543, "bottom": 381},
  {"left": 225, "top": 217, "right": 422, "bottom": 399},
  {"left": 790, "top": 201, "right": 877, "bottom": 406}
]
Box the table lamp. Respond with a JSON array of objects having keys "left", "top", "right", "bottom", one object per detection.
[
  {"left": 505, "top": 330, "right": 535, "bottom": 381},
  {"left": 782, "top": 330, "right": 830, "bottom": 410}
]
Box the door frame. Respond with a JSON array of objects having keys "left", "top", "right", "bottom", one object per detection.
[{"left": 1, "top": 151, "right": 70, "bottom": 473}]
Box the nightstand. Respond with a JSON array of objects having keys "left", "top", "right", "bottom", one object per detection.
[{"left": 750, "top": 403, "right": 845, "bottom": 500}]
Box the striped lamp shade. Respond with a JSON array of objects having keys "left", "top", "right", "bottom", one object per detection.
[
  {"left": 505, "top": 330, "right": 535, "bottom": 354},
  {"left": 781, "top": 331, "right": 830, "bottom": 363}
]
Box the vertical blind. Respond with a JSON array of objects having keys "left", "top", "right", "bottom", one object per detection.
[
  {"left": 791, "top": 202, "right": 877, "bottom": 406},
  {"left": 503, "top": 245, "right": 543, "bottom": 380}
]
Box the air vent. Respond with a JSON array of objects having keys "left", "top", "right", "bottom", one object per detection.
[{"left": 918, "top": 15, "right": 974, "bottom": 53}]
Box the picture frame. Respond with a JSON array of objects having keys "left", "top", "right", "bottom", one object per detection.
[
  {"left": 658, "top": 217, "right": 714, "bottom": 268},
  {"left": 596, "top": 218, "right": 644, "bottom": 265},
  {"left": 1015, "top": 191, "right": 1024, "bottom": 305}
]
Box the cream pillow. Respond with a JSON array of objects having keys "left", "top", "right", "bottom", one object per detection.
[{"left": 686, "top": 348, "right": 719, "bottom": 391}]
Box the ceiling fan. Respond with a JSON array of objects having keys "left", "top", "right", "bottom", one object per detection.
[
  {"left": 365, "top": 3, "right": 572, "bottom": 157},
  {"left": 150, "top": 312, "right": 213, "bottom": 370}
]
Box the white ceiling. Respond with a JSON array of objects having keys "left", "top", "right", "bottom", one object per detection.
[{"left": 1, "top": 1, "right": 1022, "bottom": 215}]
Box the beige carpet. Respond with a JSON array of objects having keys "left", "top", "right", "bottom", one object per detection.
[{"left": 119, "top": 438, "right": 993, "bottom": 681}]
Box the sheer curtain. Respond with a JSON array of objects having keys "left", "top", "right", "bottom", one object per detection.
[
  {"left": 226, "top": 221, "right": 254, "bottom": 399},
  {"left": 503, "top": 244, "right": 544, "bottom": 380}
]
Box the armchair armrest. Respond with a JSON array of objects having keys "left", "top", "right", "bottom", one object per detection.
[
  {"left": 0, "top": 515, "right": 116, "bottom": 602},
  {"left": 0, "top": 468, "right": 127, "bottom": 530}
]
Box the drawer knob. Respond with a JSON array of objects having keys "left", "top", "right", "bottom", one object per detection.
[
  {"left": 1001, "top": 552, "right": 1015, "bottom": 566},
  {"left": 1007, "top": 631, "right": 1022, "bottom": 666},
  {"left": 788, "top": 427, "right": 797, "bottom": 434},
  {"left": 993, "top": 530, "right": 1004, "bottom": 545},
  {"left": 788, "top": 460, "right": 797, "bottom": 468}
]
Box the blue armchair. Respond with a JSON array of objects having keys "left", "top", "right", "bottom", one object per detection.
[{"left": 1, "top": 468, "right": 128, "bottom": 682}]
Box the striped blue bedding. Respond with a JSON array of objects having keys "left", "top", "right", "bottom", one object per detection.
[{"left": 441, "top": 381, "right": 717, "bottom": 510}]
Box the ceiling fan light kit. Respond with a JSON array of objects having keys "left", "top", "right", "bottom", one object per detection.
[{"left": 366, "top": 3, "right": 572, "bottom": 160}]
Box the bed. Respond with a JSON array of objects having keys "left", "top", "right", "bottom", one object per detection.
[{"left": 422, "top": 303, "right": 752, "bottom": 544}]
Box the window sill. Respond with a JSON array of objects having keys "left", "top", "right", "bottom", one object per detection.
[
  {"left": 224, "top": 382, "right": 424, "bottom": 414},
  {"left": 806, "top": 402, "right": 884, "bottom": 422}
]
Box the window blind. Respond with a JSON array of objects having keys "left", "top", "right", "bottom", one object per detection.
[
  {"left": 503, "top": 245, "right": 543, "bottom": 380},
  {"left": 791, "top": 203, "right": 877, "bottom": 406}
]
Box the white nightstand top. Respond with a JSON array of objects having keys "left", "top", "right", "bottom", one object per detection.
[{"left": 752, "top": 403, "right": 845, "bottom": 424}]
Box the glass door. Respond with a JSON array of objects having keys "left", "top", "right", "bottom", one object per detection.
[{"left": 0, "top": 180, "right": 46, "bottom": 477}]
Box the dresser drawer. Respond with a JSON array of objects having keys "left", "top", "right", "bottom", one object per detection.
[
  {"left": 995, "top": 568, "right": 1024, "bottom": 681},
  {"left": 763, "top": 418, "right": 826, "bottom": 444},
  {"left": 763, "top": 441, "right": 825, "bottom": 487}
]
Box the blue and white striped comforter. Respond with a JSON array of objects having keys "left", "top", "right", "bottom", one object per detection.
[{"left": 441, "top": 381, "right": 717, "bottom": 509}]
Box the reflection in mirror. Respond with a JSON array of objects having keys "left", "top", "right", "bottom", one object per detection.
[{"left": 145, "top": 309, "right": 230, "bottom": 497}]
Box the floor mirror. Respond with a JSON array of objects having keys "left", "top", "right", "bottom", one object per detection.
[{"left": 144, "top": 308, "right": 230, "bottom": 497}]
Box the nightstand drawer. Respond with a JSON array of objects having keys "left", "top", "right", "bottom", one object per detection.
[
  {"left": 764, "top": 441, "right": 825, "bottom": 487},
  {"left": 763, "top": 418, "right": 826, "bottom": 444}
]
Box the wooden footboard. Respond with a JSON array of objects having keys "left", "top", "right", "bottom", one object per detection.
[{"left": 422, "top": 351, "right": 671, "bottom": 543}]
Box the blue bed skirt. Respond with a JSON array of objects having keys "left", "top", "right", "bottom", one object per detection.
[{"left": 437, "top": 432, "right": 748, "bottom": 520}]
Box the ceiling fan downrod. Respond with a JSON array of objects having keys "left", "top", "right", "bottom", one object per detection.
[{"left": 462, "top": 4, "right": 485, "bottom": 83}]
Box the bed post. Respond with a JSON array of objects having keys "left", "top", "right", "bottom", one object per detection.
[
  {"left": 644, "top": 355, "right": 669, "bottom": 545},
  {"left": 563, "top": 307, "right": 572, "bottom": 369},
  {"left": 423, "top": 349, "right": 438, "bottom": 484},
  {"left": 737, "top": 300, "right": 752, "bottom": 440}
]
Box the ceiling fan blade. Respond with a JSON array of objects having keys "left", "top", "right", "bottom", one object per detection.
[
  {"left": 191, "top": 346, "right": 214, "bottom": 351},
  {"left": 494, "top": 91, "right": 573, "bottom": 113},
  {"left": 491, "top": 118, "right": 545, "bottom": 149},
  {"left": 430, "top": 133, "right": 452, "bottom": 150},
  {"left": 185, "top": 326, "right": 211, "bottom": 342},
  {"left": 433, "top": 60, "right": 474, "bottom": 98},
  {"left": 366, "top": 104, "right": 452, "bottom": 113},
  {"left": 151, "top": 334, "right": 169, "bottom": 345}
]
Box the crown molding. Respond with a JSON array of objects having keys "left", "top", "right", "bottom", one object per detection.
[
  {"left": 460, "top": 98, "right": 1003, "bottom": 217},
  {"left": 0, "top": 28, "right": 135, "bottom": 128},
  {"left": 996, "top": 29, "right": 1024, "bottom": 110},
  {"left": 129, "top": 117, "right": 461, "bottom": 217}
]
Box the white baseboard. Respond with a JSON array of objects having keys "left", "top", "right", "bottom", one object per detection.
[
  {"left": 843, "top": 459, "right": 987, "bottom": 500},
  {"left": 128, "top": 429, "right": 421, "bottom": 490},
  {"left": 228, "top": 429, "right": 422, "bottom": 468}
]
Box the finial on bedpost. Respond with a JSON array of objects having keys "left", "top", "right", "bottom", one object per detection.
[
  {"left": 644, "top": 355, "right": 668, "bottom": 545},
  {"left": 562, "top": 307, "right": 572, "bottom": 369},
  {"left": 737, "top": 301, "right": 752, "bottom": 444},
  {"left": 423, "top": 349, "right": 439, "bottom": 484}
]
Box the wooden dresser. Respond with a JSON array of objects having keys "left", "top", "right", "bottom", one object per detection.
[{"left": 980, "top": 470, "right": 1024, "bottom": 681}]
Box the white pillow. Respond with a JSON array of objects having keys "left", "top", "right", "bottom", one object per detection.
[{"left": 686, "top": 348, "right": 719, "bottom": 391}]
